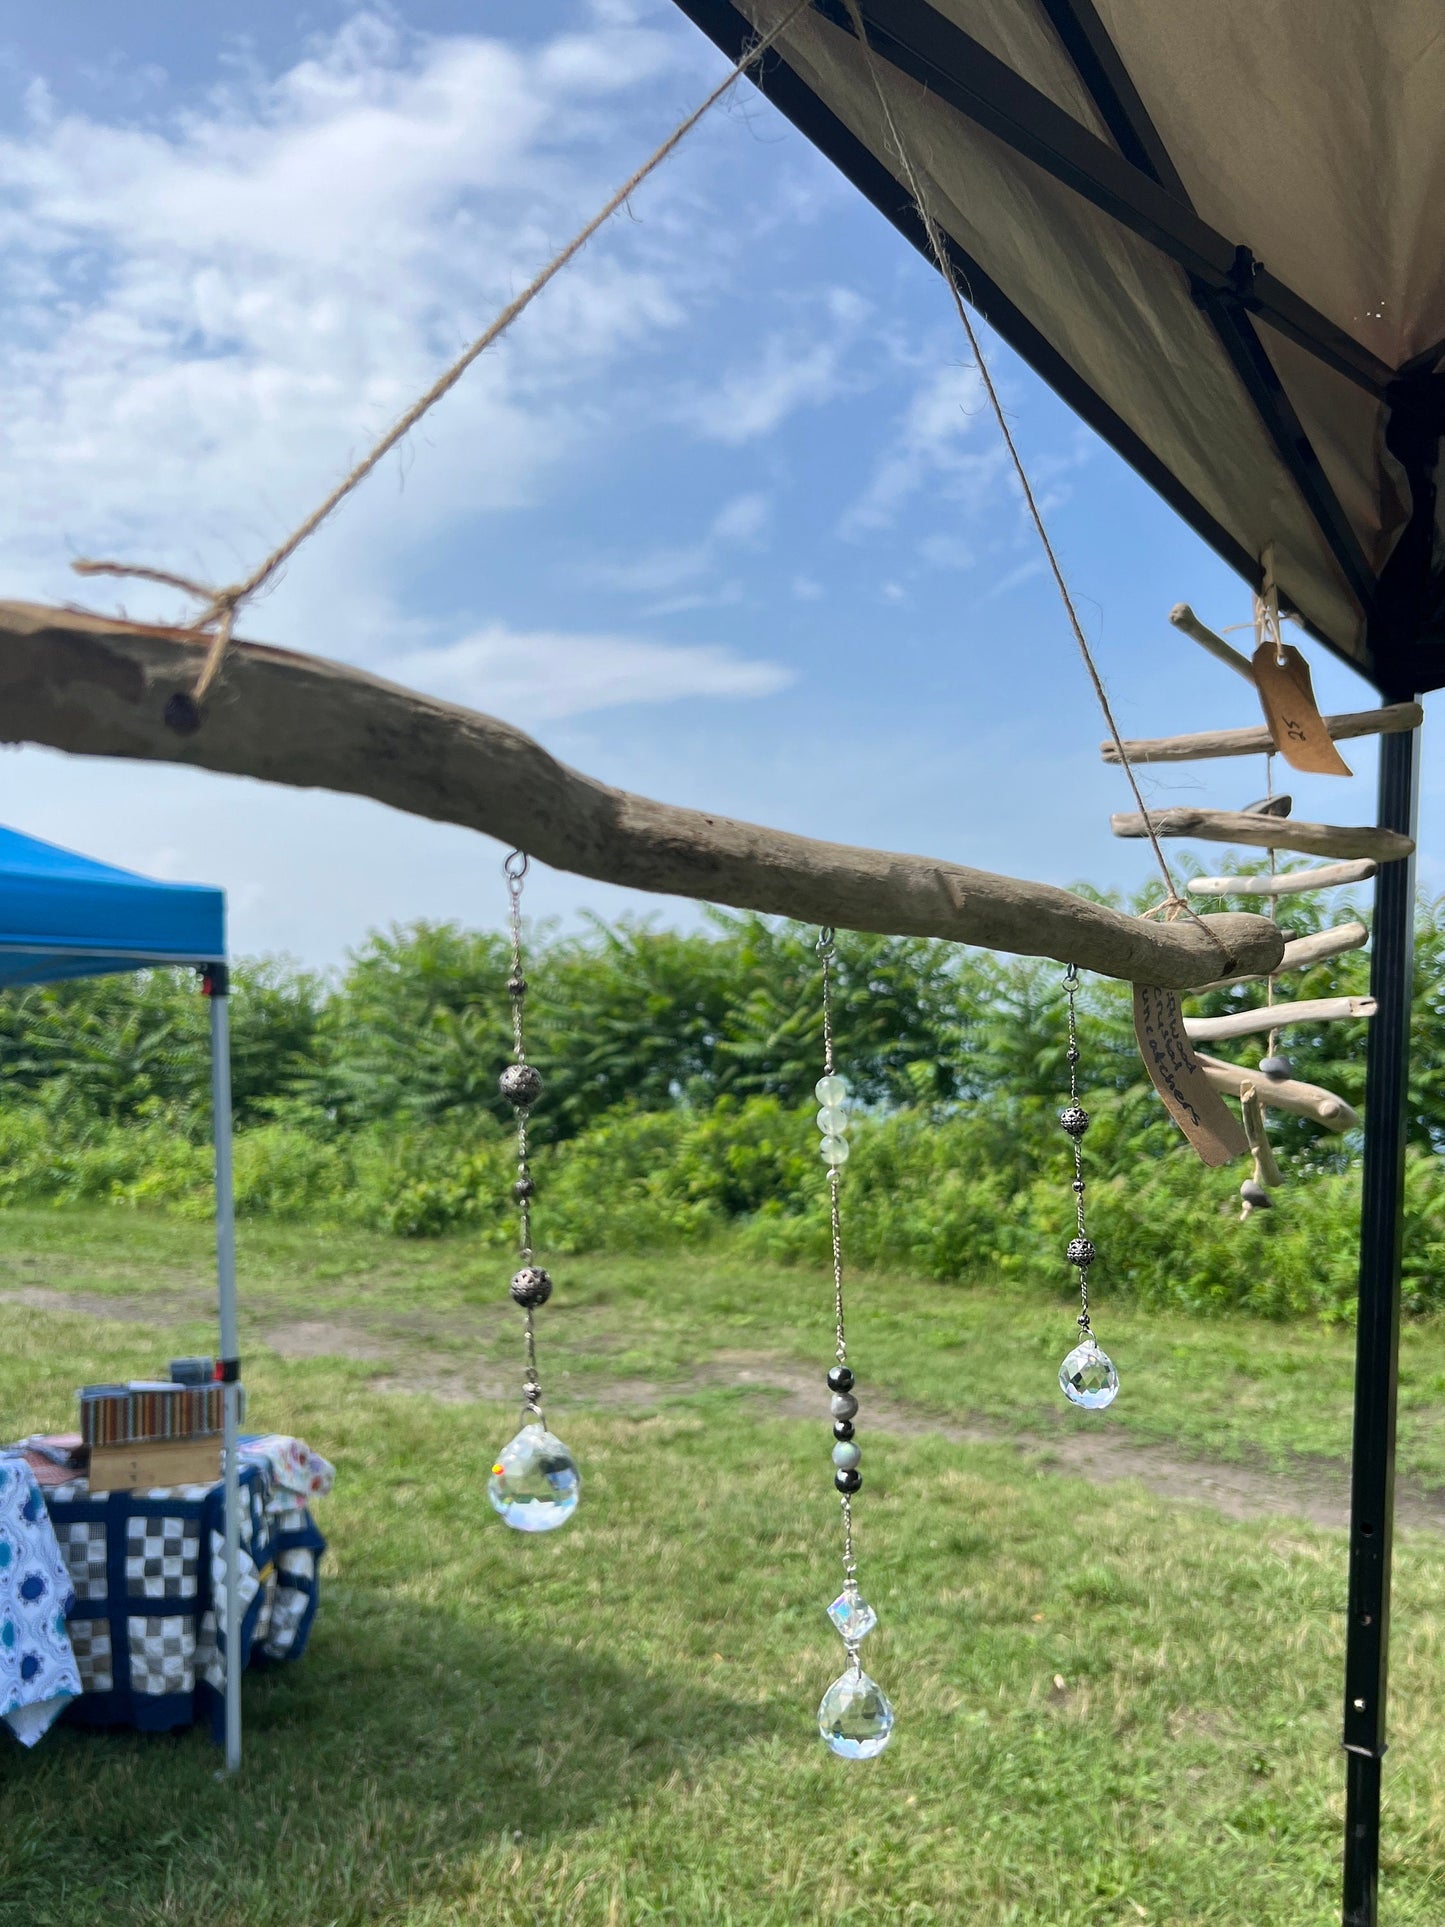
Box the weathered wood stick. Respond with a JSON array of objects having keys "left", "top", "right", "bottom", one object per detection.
[
  {"left": 1184, "top": 995, "right": 1377, "bottom": 1043},
  {"left": 1188, "top": 921, "right": 1371, "bottom": 992},
  {"left": 1101, "top": 702, "right": 1422, "bottom": 765},
  {"left": 1239, "top": 1083, "right": 1284, "bottom": 1187},
  {"left": 1194, "top": 1052, "right": 1359, "bottom": 1131},
  {"left": 1112, "top": 809, "right": 1413, "bottom": 863},
  {"left": 0, "top": 602, "right": 1285, "bottom": 989},
  {"left": 1169, "top": 603, "right": 1256, "bottom": 681},
  {"left": 1188, "top": 859, "right": 1377, "bottom": 896}
]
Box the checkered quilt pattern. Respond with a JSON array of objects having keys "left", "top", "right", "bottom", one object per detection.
[{"left": 45, "top": 1465, "right": 325, "bottom": 1742}]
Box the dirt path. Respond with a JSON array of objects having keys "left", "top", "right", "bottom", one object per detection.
[{"left": 8, "top": 1284, "right": 1444, "bottom": 1536}]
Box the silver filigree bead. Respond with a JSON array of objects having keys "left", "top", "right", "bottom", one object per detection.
[
  {"left": 510, "top": 1265, "right": 553, "bottom": 1308},
  {"left": 500, "top": 1063, "right": 543, "bottom": 1106},
  {"left": 1066, "top": 1236, "right": 1096, "bottom": 1268},
  {"left": 1059, "top": 1104, "right": 1091, "bottom": 1138}
]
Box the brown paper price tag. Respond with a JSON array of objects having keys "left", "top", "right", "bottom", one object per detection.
[
  {"left": 1251, "top": 640, "right": 1352, "bottom": 776},
  {"left": 1132, "top": 984, "right": 1250, "bottom": 1166}
]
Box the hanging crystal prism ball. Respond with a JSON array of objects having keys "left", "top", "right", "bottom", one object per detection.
[
  {"left": 1058, "top": 1337, "right": 1119, "bottom": 1410},
  {"left": 818, "top": 1666, "right": 895, "bottom": 1759},
  {"left": 488, "top": 1421, "right": 580, "bottom": 1531}
]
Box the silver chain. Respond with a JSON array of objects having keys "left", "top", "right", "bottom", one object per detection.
[
  {"left": 505, "top": 849, "right": 543, "bottom": 1421},
  {"left": 1063, "top": 964, "right": 1092, "bottom": 1338},
  {"left": 818, "top": 928, "right": 857, "bottom": 1595}
]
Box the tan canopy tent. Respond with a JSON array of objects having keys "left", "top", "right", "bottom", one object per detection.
[
  {"left": 666, "top": 6, "right": 1442, "bottom": 1923},
  {"left": 674, "top": 0, "right": 1445, "bottom": 702}
]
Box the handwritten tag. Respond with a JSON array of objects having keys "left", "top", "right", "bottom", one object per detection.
[
  {"left": 1251, "top": 640, "right": 1352, "bottom": 776},
  {"left": 1132, "top": 985, "right": 1250, "bottom": 1166}
]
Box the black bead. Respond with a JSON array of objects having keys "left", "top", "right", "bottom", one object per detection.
[
  {"left": 500, "top": 1063, "right": 543, "bottom": 1106},
  {"left": 507, "top": 975, "right": 527, "bottom": 999},
  {"left": 834, "top": 1467, "right": 862, "bottom": 1495},
  {"left": 833, "top": 1419, "right": 855, "bottom": 1442},
  {"left": 1072, "top": 1178, "right": 1086, "bottom": 1195},
  {"left": 826, "top": 1366, "right": 855, "bottom": 1394},
  {"left": 510, "top": 1265, "right": 553, "bottom": 1309},
  {"left": 1066, "top": 1044, "right": 1080, "bottom": 1065},
  {"left": 512, "top": 1177, "right": 535, "bottom": 1202}
]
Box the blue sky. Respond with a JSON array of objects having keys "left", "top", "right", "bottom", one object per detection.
[{"left": 0, "top": 1, "right": 1435, "bottom": 966}]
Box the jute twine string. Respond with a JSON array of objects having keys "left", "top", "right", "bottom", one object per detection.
[
  {"left": 73, "top": 0, "right": 812, "bottom": 732},
  {"left": 838, "top": 0, "right": 1209, "bottom": 940}
]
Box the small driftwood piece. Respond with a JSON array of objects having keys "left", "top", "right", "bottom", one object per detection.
[
  {"left": 1111, "top": 809, "right": 1414, "bottom": 863},
  {"left": 1188, "top": 860, "right": 1377, "bottom": 897},
  {"left": 1100, "top": 702, "right": 1423, "bottom": 766},
  {"left": 0, "top": 603, "right": 1285, "bottom": 989},
  {"left": 1194, "top": 1052, "right": 1359, "bottom": 1132},
  {"left": 1188, "top": 920, "right": 1370, "bottom": 992},
  {"left": 1169, "top": 604, "right": 1256, "bottom": 681},
  {"left": 1239, "top": 1084, "right": 1284, "bottom": 1187},
  {"left": 1183, "top": 995, "right": 1377, "bottom": 1044}
]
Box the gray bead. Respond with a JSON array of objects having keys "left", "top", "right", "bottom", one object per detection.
[
  {"left": 500, "top": 1063, "right": 543, "bottom": 1106},
  {"left": 1258, "top": 1054, "right": 1293, "bottom": 1080},
  {"left": 830, "top": 1391, "right": 859, "bottom": 1421},
  {"left": 510, "top": 1265, "right": 553, "bottom": 1308},
  {"left": 1240, "top": 1179, "right": 1273, "bottom": 1210},
  {"left": 831, "top": 1440, "right": 862, "bottom": 1471},
  {"left": 1066, "top": 1236, "right": 1096, "bottom": 1268},
  {"left": 1059, "top": 1104, "right": 1091, "bottom": 1138}
]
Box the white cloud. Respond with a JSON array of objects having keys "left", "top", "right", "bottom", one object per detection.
[
  {"left": 679, "top": 286, "right": 870, "bottom": 444},
  {"left": 594, "top": 489, "right": 772, "bottom": 605},
  {"left": 0, "top": 9, "right": 708, "bottom": 661},
  {"left": 381, "top": 622, "right": 791, "bottom": 722},
  {"left": 841, "top": 361, "right": 998, "bottom": 534}
]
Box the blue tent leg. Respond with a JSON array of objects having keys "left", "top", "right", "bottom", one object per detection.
[{"left": 205, "top": 965, "right": 243, "bottom": 1775}]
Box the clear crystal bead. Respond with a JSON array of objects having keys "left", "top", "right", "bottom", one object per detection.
[
  {"left": 826, "top": 1589, "right": 877, "bottom": 1642},
  {"left": 819, "top": 1135, "right": 850, "bottom": 1166},
  {"left": 488, "top": 1422, "right": 580, "bottom": 1532},
  {"left": 816, "top": 1104, "right": 849, "bottom": 1135},
  {"left": 1058, "top": 1338, "right": 1119, "bottom": 1410},
  {"left": 815, "top": 1074, "right": 849, "bottom": 1107},
  {"left": 818, "top": 1667, "right": 894, "bottom": 1759}
]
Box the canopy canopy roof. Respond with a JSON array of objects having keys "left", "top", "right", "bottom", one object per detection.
[
  {"left": 674, "top": 0, "right": 1445, "bottom": 699},
  {"left": 0, "top": 825, "right": 225, "bottom": 986}
]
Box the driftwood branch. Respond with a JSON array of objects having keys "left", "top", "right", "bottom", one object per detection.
[
  {"left": 1184, "top": 995, "right": 1376, "bottom": 1043},
  {"left": 1195, "top": 1052, "right": 1359, "bottom": 1131},
  {"left": 1188, "top": 920, "right": 1370, "bottom": 992},
  {"left": 1112, "top": 808, "right": 1413, "bottom": 863},
  {"left": 1239, "top": 1084, "right": 1284, "bottom": 1186},
  {"left": 1102, "top": 702, "right": 1422, "bottom": 766},
  {"left": 1188, "top": 859, "right": 1376, "bottom": 897},
  {"left": 0, "top": 602, "right": 1284, "bottom": 988},
  {"left": 1169, "top": 604, "right": 1256, "bottom": 680}
]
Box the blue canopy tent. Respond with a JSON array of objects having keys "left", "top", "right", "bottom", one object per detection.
[{"left": 0, "top": 825, "right": 244, "bottom": 1770}]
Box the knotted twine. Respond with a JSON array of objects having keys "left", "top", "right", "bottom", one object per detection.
[{"left": 73, "top": 0, "right": 812, "bottom": 733}]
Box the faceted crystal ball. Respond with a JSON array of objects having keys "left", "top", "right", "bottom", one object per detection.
[
  {"left": 818, "top": 1667, "right": 895, "bottom": 1759},
  {"left": 1058, "top": 1337, "right": 1119, "bottom": 1410},
  {"left": 488, "top": 1422, "right": 580, "bottom": 1532}
]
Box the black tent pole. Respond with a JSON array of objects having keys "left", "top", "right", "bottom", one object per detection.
[{"left": 1341, "top": 714, "right": 1421, "bottom": 1927}]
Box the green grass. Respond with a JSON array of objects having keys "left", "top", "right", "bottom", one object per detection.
[{"left": 0, "top": 1210, "right": 1443, "bottom": 1924}]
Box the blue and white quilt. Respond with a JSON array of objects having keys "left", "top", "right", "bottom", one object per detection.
[{"left": 0, "top": 1458, "right": 81, "bottom": 1746}]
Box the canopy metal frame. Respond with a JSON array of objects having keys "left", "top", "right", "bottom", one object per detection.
[{"left": 668, "top": 5, "right": 1435, "bottom": 1920}]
